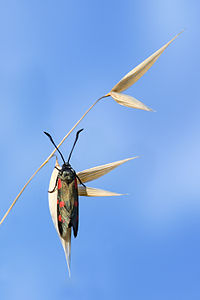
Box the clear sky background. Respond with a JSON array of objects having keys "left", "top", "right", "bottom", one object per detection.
[{"left": 0, "top": 1, "right": 200, "bottom": 299}]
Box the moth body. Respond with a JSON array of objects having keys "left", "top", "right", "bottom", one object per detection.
[{"left": 57, "top": 163, "right": 79, "bottom": 238}]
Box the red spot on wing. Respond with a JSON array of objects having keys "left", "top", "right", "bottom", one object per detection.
[
  {"left": 59, "top": 201, "right": 65, "bottom": 208},
  {"left": 58, "top": 215, "right": 62, "bottom": 222},
  {"left": 58, "top": 178, "right": 62, "bottom": 190},
  {"left": 57, "top": 199, "right": 59, "bottom": 204}
]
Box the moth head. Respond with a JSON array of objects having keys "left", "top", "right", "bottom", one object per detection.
[{"left": 60, "top": 163, "right": 76, "bottom": 183}]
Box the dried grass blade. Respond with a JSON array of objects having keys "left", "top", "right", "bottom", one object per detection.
[
  {"left": 61, "top": 229, "right": 71, "bottom": 277},
  {"left": 0, "top": 95, "right": 108, "bottom": 225},
  {"left": 110, "top": 92, "right": 154, "bottom": 111},
  {"left": 111, "top": 31, "right": 183, "bottom": 93},
  {"left": 77, "top": 157, "right": 138, "bottom": 183},
  {"left": 78, "top": 186, "right": 123, "bottom": 197}
]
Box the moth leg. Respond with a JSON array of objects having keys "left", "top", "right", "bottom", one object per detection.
[
  {"left": 48, "top": 176, "right": 58, "bottom": 193},
  {"left": 76, "top": 174, "right": 86, "bottom": 188}
]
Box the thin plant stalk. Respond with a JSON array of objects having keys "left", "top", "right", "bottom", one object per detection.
[
  {"left": 0, "top": 32, "right": 182, "bottom": 225},
  {"left": 0, "top": 95, "right": 109, "bottom": 225}
]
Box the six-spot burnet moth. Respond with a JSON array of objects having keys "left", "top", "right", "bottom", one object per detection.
[{"left": 44, "top": 129, "right": 85, "bottom": 240}]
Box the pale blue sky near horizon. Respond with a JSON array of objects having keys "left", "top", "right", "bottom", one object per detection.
[{"left": 0, "top": 1, "right": 200, "bottom": 299}]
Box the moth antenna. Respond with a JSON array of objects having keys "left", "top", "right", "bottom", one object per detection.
[
  {"left": 67, "top": 129, "right": 84, "bottom": 164},
  {"left": 44, "top": 131, "right": 66, "bottom": 164}
]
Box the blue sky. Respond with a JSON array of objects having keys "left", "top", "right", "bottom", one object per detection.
[{"left": 0, "top": 0, "right": 200, "bottom": 299}]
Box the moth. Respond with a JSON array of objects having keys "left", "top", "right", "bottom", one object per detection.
[{"left": 44, "top": 129, "right": 85, "bottom": 240}]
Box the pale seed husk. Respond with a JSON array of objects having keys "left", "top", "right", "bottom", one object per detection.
[
  {"left": 78, "top": 186, "right": 123, "bottom": 197},
  {"left": 110, "top": 92, "right": 153, "bottom": 111},
  {"left": 111, "top": 31, "right": 183, "bottom": 93},
  {"left": 77, "top": 157, "right": 138, "bottom": 183}
]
